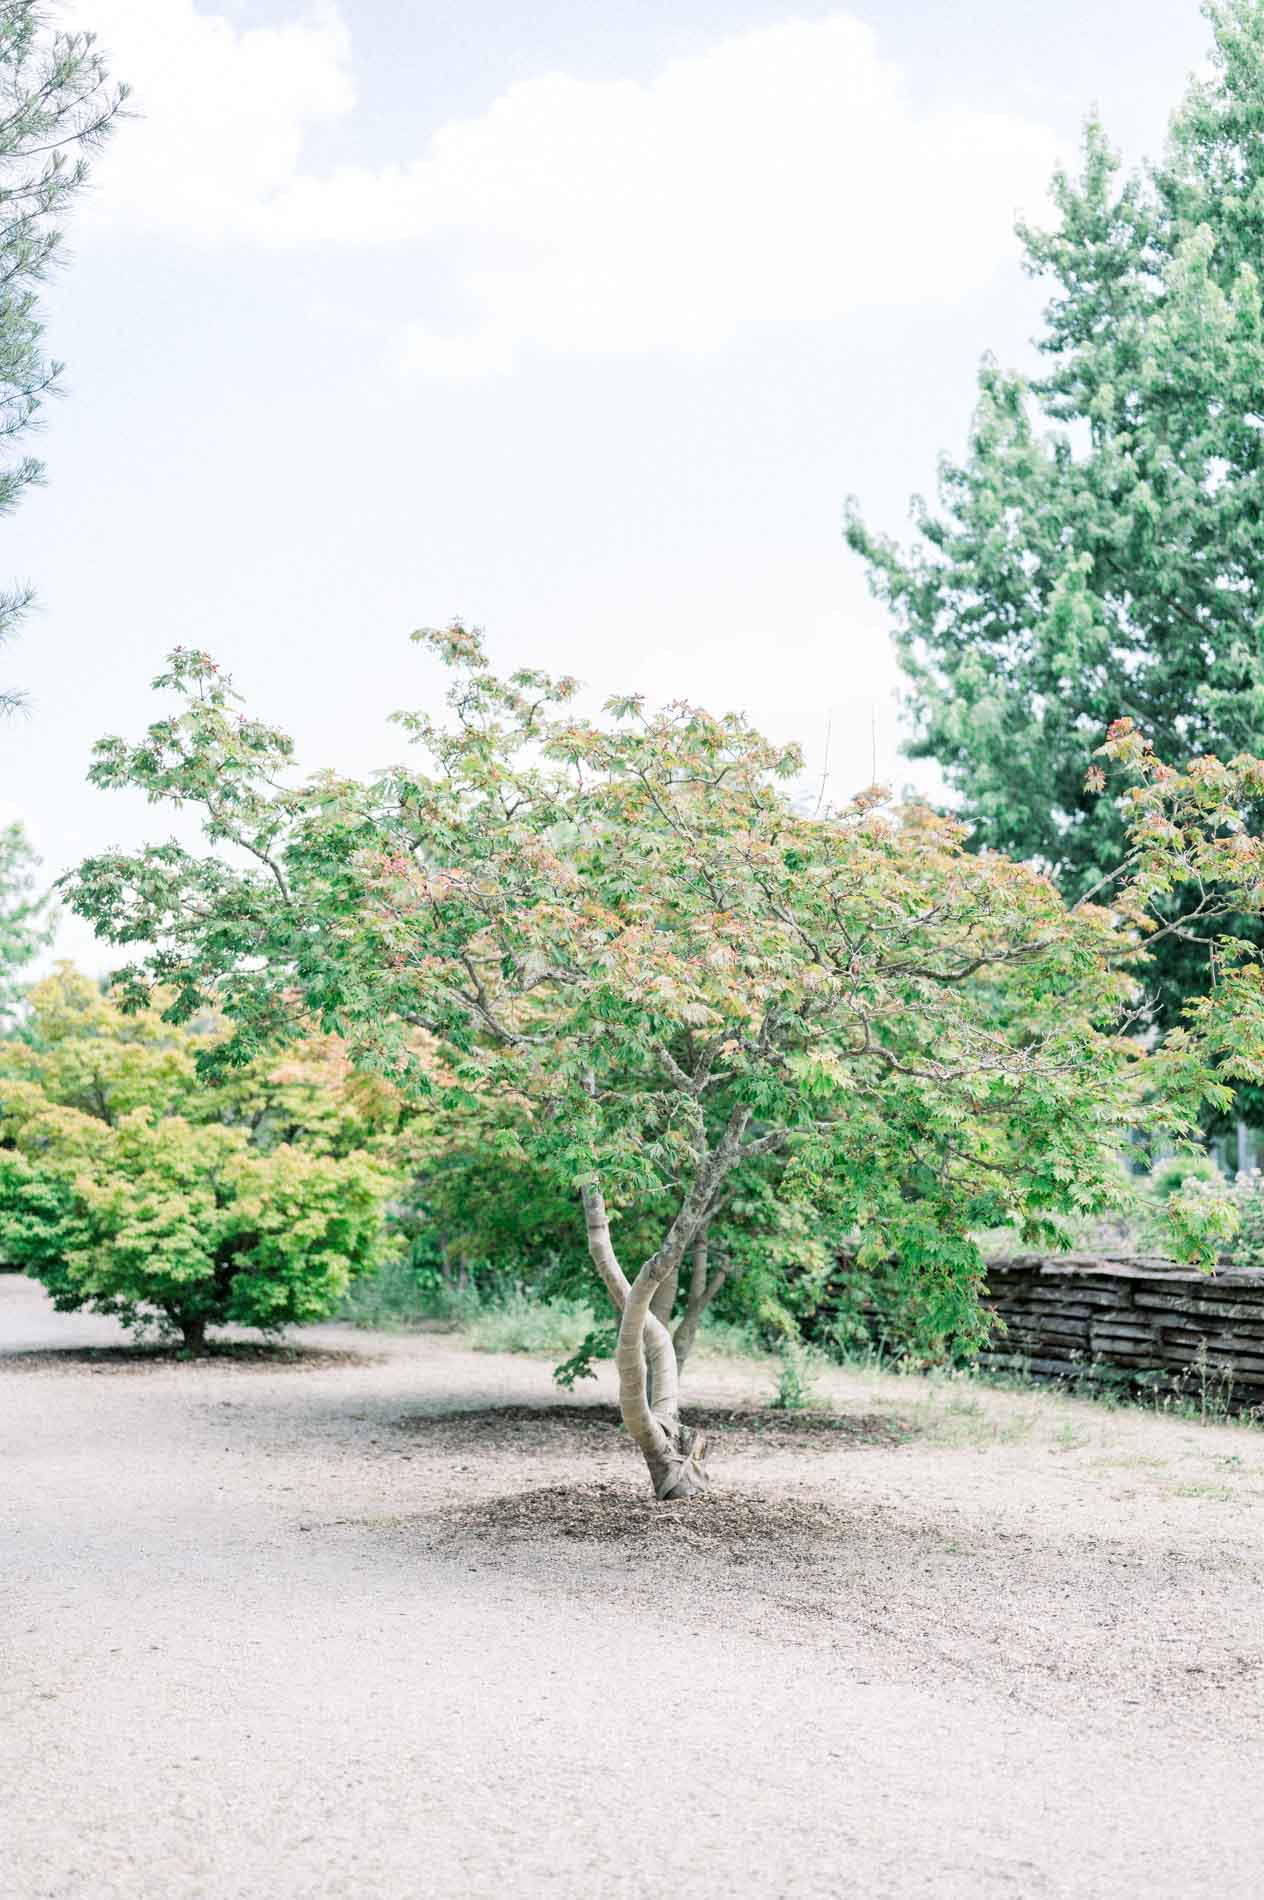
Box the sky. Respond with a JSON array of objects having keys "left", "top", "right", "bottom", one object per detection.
[{"left": 3, "top": 0, "right": 1214, "bottom": 967}]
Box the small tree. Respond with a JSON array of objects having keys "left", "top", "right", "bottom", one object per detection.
[
  {"left": 0, "top": 5, "right": 125, "bottom": 706},
  {"left": 66, "top": 637, "right": 1264, "bottom": 1492},
  {"left": 0, "top": 966, "right": 403, "bottom": 1347}
]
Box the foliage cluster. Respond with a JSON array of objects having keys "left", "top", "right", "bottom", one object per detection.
[
  {"left": 0, "top": 968, "right": 403, "bottom": 1347},
  {"left": 1144, "top": 1159, "right": 1264, "bottom": 1273}
]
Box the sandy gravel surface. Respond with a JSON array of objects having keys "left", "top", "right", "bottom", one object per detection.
[{"left": 3, "top": 1272, "right": 1263, "bottom": 1900}]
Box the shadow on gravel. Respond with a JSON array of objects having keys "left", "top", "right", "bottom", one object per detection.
[
  {"left": 399, "top": 1401, "right": 910, "bottom": 1453},
  {"left": 1, "top": 1343, "right": 383, "bottom": 1373}
]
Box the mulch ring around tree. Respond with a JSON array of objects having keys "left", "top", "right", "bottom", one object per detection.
[
  {"left": 398, "top": 1401, "right": 912, "bottom": 1455},
  {"left": 379, "top": 1406, "right": 912, "bottom": 1554},
  {"left": 429, "top": 1480, "right": 859, "bottom": 1550}
]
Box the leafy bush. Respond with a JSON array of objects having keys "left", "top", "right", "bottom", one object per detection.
[
  {"left": 1224, "top": 1170, "right": 1264, "bottom": 1271},
  {"left": 1158, "top": 1176, "right": 1240, "bottom": 1265},
  {"left": 1146, "top": 1152, "right": 1223, "bottom": 1206},
  {"left": 0, "top": 1093, "right": 395, "bottom": 1348},
  {"left": 0, "top": 967, "right": 403, "bottom": 1346},
  {"left": 799, "top": 1248, "right": 995, "bottom": 1369},
  {"left": 1133, "top": 1153, "right": 1237, "bottom": 1262}
]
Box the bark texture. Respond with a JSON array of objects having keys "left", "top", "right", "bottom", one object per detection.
[{"left": 582, "top": 1184, "right": 708, "bottom": 1500}]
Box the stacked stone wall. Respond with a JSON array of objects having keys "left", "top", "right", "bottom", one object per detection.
[{"left": 980, "top": 1255, "right": 1264, "bottom": 1411}]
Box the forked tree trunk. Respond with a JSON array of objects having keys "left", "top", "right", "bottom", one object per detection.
[
  {"left": 646, "top": 1263, "right": 679, "bottom": 1409},
  {"left": 579, "top": 1100, "right": 749, "bottom": 1500},
  {"left": 582, "top": 1184, "right": 709, "bottom": 1500},
  {"left": 671, "top": 1230, "right": 728, "bottom": 1374}
]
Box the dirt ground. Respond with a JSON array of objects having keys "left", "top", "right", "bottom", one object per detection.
[{"left": 3, "top": 1273, "right": 1263, "bottom": 1900}]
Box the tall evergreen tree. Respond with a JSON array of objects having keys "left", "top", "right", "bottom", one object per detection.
[
  {"left": 0, "top": 4, "right": 123, "bottom": 710},
  {"left": 846, "top": 0, "right": 1264, "bottom": 1062}
]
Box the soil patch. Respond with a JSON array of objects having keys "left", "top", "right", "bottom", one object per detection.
[
  {"left": 1, "top": 1342, "right": 382, "bottom": 1373},
  {"left": 430, "top": 1479, "right": 851, "bottom": 1549},
  {"left": 400, "top": 1399, "right": 910, "bottom": 1451}
]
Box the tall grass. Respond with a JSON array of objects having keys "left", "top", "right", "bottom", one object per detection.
[
  {"left": 462, "top": 1289, "right": 596, "bottom": 1356},
  {"left": 337, "top": 1255, "right": 483, "bottom": 1330}
]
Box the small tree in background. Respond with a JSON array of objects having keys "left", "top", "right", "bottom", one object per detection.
[
  {"left": 0, "top": 4, "right": 125, "bottom": 707},
  {"left": 0, "top": 967, "right": 404, "bottom": 1348},
  {"left": 63, "top": 635, "right": 1264, "bottom": 1495},
  {"left": 846, "top": 0, "right": 1264, "bottom": 1083}
]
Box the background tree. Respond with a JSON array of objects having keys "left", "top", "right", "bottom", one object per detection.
[
  {"left": 0, "top": 817, "right": 52, "bottom": 1016},
  {"left": 0, "top": 966, "right": 405, "bottom": 1348},
  {"left": 845, "top": 0, "right": 1264, "bottom": 1077},
  {"left": 0, "top": 3, "right": 124, "bottom": 709},
  {"left": 64, "top": 635, "right": 1263, "bottom": 1496}
]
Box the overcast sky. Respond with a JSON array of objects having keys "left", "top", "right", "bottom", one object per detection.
[{"left": 5, "top": 0, "right": 1212, "bottom": 965}]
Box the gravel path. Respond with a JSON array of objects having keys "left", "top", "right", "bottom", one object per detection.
[{"left": 3, "top": 1271, "right": 1263, "bottom": 1900}]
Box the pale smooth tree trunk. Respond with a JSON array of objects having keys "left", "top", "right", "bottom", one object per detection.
[
  {"left": 671, "top": 1229, "right": 728, "bottom": 1374},
  {"left": 582, "top": 1183, "right": 708, "bottom": 1500},
  {"left": 579, "top": 1099, "right": 750, "bottom": 1499},
  {"left": 646, "top": 1263, "right": 679, "bottom": 1408},
  {"left": 649, "top": 1263, "right": 678, "bottom": 1326}
]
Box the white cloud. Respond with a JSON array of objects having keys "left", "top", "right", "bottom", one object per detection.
[
  {"left": 65, "top": 5, "right": 1059, "bottom": 376},
  {"left": 60, "top": 0, "right": 355, "bottom": 242}
]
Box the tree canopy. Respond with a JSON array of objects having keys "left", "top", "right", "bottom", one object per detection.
[
  {"left": 846, "top": 0, "right": 1264, "bottom": 1056},
  {"left": 62, "top": 633, "right": 1264, "bottom": 1491}
]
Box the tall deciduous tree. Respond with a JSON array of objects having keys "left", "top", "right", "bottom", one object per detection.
[
  {"left": 846, "top": 0, "right": 1264, "bottom": 1050},
  {"left": 0, "top": 4, "right": 124, "bottom": 709},
  {"left": 64, "top": 634, "right": 1264, "bottom": 1497}
]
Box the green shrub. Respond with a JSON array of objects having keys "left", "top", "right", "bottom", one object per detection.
[
  {"left": 1225, "top": 1170, "right": 1264, "bottom": 1271},
  {"left": 807, "top": 1249, "right": 993, "bottom": 1369},
  {"left": 463, "top": 1289, "right": 596, "bottom": 1357},
  {"left": 336, "top": 1248, "right": 487, "bottom": 1330},
  {"left": 0, "top": 967, "right": 404, "bottom": 1347},
  {"left": 769, "top": 1340, "right": 821, "bottom": 1411},
  {"left": 1145, "top": 1152, "right": 1223, "bottom": 1205},
  {"left": 1137, "top": 1153, "right": 1238, "bottom": 1262},
  {"left": 0, "top": 1092, "right": 395, "bottom": 1348}
]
